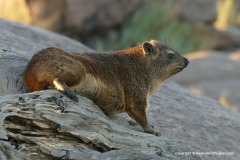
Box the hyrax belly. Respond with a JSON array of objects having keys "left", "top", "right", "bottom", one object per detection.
[{"left": 71, "top": 73, "right": 126, "bottom": 115}]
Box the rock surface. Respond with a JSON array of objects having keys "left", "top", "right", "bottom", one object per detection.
[
  {"left": 175, "top": 0, "right": 217, "bottom": 23},
  {"left": 0, "top": 19, "right": 239, "bottom": 160},
  {"left": 1, "top": 0, "right": 144, "bottom": 48},
  {"left": 201, "top": 26, "right": 240, "bottom": 50},
  {"left": 63, "top": 0, "right": 144, "bottom": 34},
  {"left": 25, "top": 0, "right": 65, "bottom": 30},
  {"left": 0, "top": 18, "right": 92, "bottom": 59},
  {"left": 6, "top": 0, "right": 143, "bottom": 34},
  {"left": 173, "top": 50, "right": 240, "bottom": 112}
]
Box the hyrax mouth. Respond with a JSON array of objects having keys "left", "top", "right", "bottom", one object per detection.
[
  {"left": 174, "top": 66, "right": 184, "bottom": 72},
  {"left": 176, "top": 65, "right": 184, "bottom": 69},
  {"left": 168, "top": 65, "right": 184, "bottom": 74}
]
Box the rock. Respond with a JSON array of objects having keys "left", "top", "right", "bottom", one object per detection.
[
  {"left": 63, "top": 0, "right": 144, "bottom": 34},
  {"left": 150, "top": 82, "right": 240, "bottom": 160},
  {"left": 25, "top": 0, "right": 65, "bottom": 30},
  {"left": 173, "top": 50, "right": 240, "bottom": 112},
  {"left": 201, "top": 26, "right": 240, "bottom": 50},
  {"left": 0, "top": 19, "right": 239, "bottom": 160},
  {"left": 16, "top": 0, "right": 143, "bottom": 35},
  {"left": 175, "top": 0, "right": 217, "bottom": 23},
  {"left": 0, "top": 18, "right": 92, "bottom": 58},
  {"left": 112, "top": 82, "right": 240, "bottom": 160},
  {"left": 2, "top": 0, "right": 143, "bottom": 48},
  {"left": 171, "top": 0, "right": 240, "bottom": 50}
]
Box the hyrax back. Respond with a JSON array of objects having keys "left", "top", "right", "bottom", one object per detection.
[{"left": 23, "top": 40, "right": 189, "bottom": 136}]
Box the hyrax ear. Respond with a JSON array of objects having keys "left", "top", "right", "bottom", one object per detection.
[{"left": 143, "top": 42, "right": 155, "bottom": 56}]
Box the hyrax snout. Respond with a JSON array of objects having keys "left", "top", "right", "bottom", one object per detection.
[{"left": 23, "top": 40, "right": 189, "bottom": 136}]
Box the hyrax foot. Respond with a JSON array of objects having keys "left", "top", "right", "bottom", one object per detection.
[
  {"left": 143, "top": 124, "right": 161, "bottom": 136},
  {"left": 53, "top": 78, "right": 79, "bottom": 102},
  {"left": 64, "top": 90, "right": 79, "bottom": 102}
]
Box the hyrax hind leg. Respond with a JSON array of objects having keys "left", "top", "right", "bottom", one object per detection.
[
  {"left": 127, "top": 101, "right": 161, "bottom": 136},
  {"left": 53, "top": 78, "right": 79, "bottom": 102}
]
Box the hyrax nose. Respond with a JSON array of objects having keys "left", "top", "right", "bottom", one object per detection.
[{"left": 184, "top": 58, "right": 189, "bottom": 68}]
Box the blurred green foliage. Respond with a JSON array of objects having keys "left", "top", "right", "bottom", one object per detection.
[{"left": 97, "top": 0, "right": 214, "bottom": 54}]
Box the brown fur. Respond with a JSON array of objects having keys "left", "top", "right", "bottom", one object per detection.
[{"left": 23, "top": 40, "right": 189, "bottom": 136}]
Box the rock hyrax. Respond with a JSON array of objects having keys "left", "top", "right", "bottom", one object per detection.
[{"left": 23, "top": 40, "right": 189, "bottom": 136}]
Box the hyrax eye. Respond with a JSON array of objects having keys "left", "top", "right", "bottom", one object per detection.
[{"left": 168, "top": 53, "right": 175, "bottom": 59}]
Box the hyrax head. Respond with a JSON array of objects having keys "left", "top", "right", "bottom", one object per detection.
[{"left": 142, "top": 40, "right": 189, "bottom": 79}]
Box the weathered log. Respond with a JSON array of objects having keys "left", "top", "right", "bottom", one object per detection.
[{"left": 0, "top": 90, "right": 198, "bottom": 159}]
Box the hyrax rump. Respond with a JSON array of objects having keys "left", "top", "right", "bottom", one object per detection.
[{"left": 23, "top": 40, "right": 189, "bottom": 136}]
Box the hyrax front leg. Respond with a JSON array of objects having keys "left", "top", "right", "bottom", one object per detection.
[
  {"left": 127, "top": 103, "right": 161, "bottom": 136},
  {"left": 53, "top": 78, "right": 79, "bottom": 102}
]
